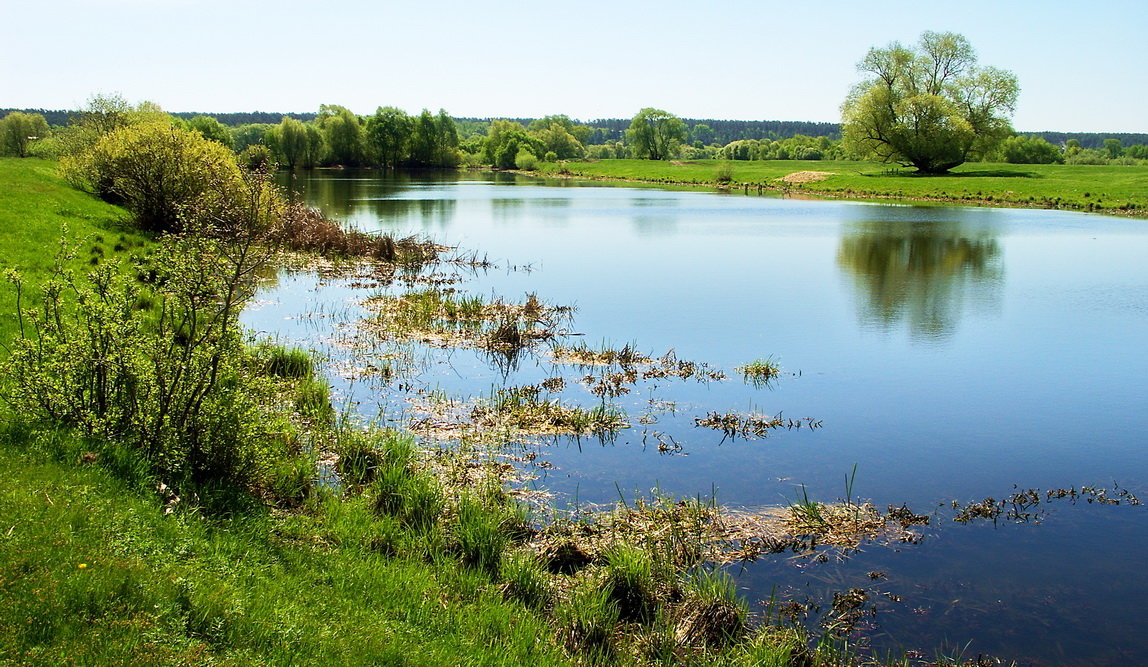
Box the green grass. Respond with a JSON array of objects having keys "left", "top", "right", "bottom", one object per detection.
[
  {"left": 0, "top": 425, "right": 569, "bottom": 665},
  {"left": 538, "top": 158, "right": 1148, "bottom": 217},
  {"left": 0, "top": 159, "right": 153, "bottom": 345}
]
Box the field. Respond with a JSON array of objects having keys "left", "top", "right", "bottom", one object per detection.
[{"left": 536, "top": 159, "right": 1148, "bottom": 217}]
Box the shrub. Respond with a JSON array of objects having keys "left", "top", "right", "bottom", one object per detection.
[
  {"left": 3, "top": 230, "right": 288, "bottom": 493},
  {"left": 514, "top": 149, "right": 539, "bottom": 171},
  {"left": 60, "top": 122, "right": 249, "bottom": 233}
]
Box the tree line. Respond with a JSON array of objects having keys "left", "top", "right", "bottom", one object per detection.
[{"left": 4, "top": 84, "right": 1147, "bottom": 169}]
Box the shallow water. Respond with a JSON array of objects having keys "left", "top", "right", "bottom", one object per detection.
[{"left": 243, "top": 169, "right": 1148, "bottom": 664}]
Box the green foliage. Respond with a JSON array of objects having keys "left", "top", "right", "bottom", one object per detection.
[
  {"left": 529, "top": 115, "right": 585, "bottom": 159},
  {"left": 3, "top": 216, "right": 289, "bottom": 492},
  {"left": 317, "top": 104, "right": 365, "bottom": 166},
  {"left": 515, "top": 148, "right": 539, "bottom": 171},
  {"left": 230, "top": 123, "right": 273, "bottom": 153},
  {"left": 842, "top": 31, "right": 1018, "bottom": 173},
  {"left": 186, "top": 115, "right": 234, "bottom": 149},
  {"left": 365, "top": 106, "right": 412, "bottom": 168},
  {"left": 484, "top": 119, "right": 541, "bottom": 169},
  {"left": 0, "top": 111, "right": 50, "bottom": 157},
  {"left": 264, "top": 116, "right": 324, "bottom": 169},
  {"left": 714, "top": 161, "right": 734, "bottom": 183},
  {"left": 60, "top": 122, "right": 252, "bottom": 232},
  {"left": 626, "top": 108, "right": 687, "bottom": 161},
  {"left": 998, "top": 134, "right": 1064, "bottom": 164},
  {"left": 238, "top": 143, "right": 275, "bottom": 171},
  {"left": 1104, "top": 138, "right": 1124, "bottom": 159}
]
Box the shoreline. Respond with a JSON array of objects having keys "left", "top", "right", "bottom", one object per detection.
[{"left": 511, "top": 160, "right": 1148, "bottom": 219}]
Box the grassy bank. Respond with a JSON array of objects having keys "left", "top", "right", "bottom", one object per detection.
[
  {"left": 0, "top": 158, "right": 564, "bottom": 663},
  {"left": 535, "top": 159, "right": 1148, "bottom": 217}
]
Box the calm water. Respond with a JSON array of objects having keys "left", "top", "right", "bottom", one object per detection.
[{"left": 244, "top": 170, "right": 1148, "bottom": 664}]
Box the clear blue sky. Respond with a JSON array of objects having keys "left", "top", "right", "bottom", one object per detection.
[{"left": 4, "top": 0, "right": 1145, "bottom": 133}]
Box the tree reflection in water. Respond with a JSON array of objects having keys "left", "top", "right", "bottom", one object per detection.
[{"left": 836, "top": 209, "right": 1003, "bottom": 340}]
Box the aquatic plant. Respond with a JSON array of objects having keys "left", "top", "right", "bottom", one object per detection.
[{"left": 736, "top": 356, "right": 780, "bottom": 388}]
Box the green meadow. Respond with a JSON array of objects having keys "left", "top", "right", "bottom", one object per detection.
[{"left": 536, "top": 159, "right": 1148, "bottom": 217}]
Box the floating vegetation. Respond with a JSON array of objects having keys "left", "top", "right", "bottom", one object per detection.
[
  {"left": 952, "top": 484, "right": 1141, "bottom": 524},
  {"left": 736, "top": 356, "right": 781, "bottom": 388},
  {"left": 470, "top": 385, "right": 627, "bottom": 437},
  {"left": 694, "top": 410, "right": 822, "bottom": 439},
  {"left": 551, "top": 341, "right": 651, "bottom": 367},
  {"left": 641, "top": 350, "right": 727, "bottom": 383},
  {"left": 540, "top": 376, "right": 566, "bottom": 392},
  {"left": 362, "top": 289, "right": 572, "bottom": 354}
]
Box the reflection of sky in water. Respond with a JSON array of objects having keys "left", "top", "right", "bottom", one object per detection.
[{"left": 252, "top": 170, "right": 1148, "bottom": 664}]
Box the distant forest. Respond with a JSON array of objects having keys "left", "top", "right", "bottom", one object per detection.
[{"left": 4, "top": 108, "right": 1146, "bottom": 149}]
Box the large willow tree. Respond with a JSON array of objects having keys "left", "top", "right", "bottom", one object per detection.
[{"left": 841, "top": 31, "right": 1018, "bottom": 174}]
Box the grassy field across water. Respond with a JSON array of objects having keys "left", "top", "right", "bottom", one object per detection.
[{"left": 535, "top": 159, "right": 1148, "bottom": 217}]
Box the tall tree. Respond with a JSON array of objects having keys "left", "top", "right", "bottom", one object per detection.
[
  {"left": 625, "top": 108, "right": 687, "bottom": 160},
  {"left": 841, "top": 31, "right": 1018, "bottom": 174},
  {"left": 186, "top": 115, "right": 234, "bottom": 149},
  {"left": 365, "top": 107, "right": 412, "bottom": 168},
  {"left": 317, "top": 104, "right": 364, "bottom": 166}
]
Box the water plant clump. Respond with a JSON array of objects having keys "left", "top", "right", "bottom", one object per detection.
[
  {"left": 737, "top": 356, "right": 781, "bottom": 388},
  {"left": 278, "top": 202, "right": 440, "bottom": 264},
  {"left": 951, "top": 483, "right": 1141, "bottom": 524},
  {"left": 551, "top": 340, "right": 651, "bottom": 367},
  {"left": 695, "top": 410, "right": 823, "bottom": 439},
  {"left": 470, "top": 385, "right": 627, "bottom": 436},
  {"left": 361, "top": 289, "right": 572, "bottom": 354}
]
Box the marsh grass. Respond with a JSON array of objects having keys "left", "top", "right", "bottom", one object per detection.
[
  {"left": 470, "top": 385, "right": 627, "bottom": 436},
  {"left": 675, "top": 568, "right": 749, "bottom": 648},
  {"left": 260, "top": 344, "right": 315, "bottom": 379},
  {"left": 278, "top": 202, "right": 439, "bottom": 263},
  {"left": 695, "top": 410, "right": 822, "bottom": 439},
  {"left": 501, "top": 550, "right": 553, "bottom": 609},
  {"left": 737, "top": 356, "right": 781, "bottom": 388},
  {"left": 603, "top": 543, "right": 659, "bottom": 623},
  {"left": 551, "top": 340, "right": 650, "bottom": 367},
  {"left": 363, "top": 290, "right": 570, "bottom": 367},
  {"left": 555, "top": 577, "right": 620, "bottom": 657}
]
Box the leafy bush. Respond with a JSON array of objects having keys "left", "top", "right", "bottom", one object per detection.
[
  {"left": 514, "top": 149, "right": 539, "bottom": 171},
  {"left": 60, "top": 122, "right": 249, "bottom": 233},
  {"left": 3, "top": 230, "right": 291, "bottom": 493}
]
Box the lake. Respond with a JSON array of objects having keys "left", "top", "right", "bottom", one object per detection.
[{"left": 242, "top": 169, "right": 1148, "bottom": 664}]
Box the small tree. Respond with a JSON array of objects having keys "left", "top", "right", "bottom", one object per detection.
[
  {"left": 0, "top": 111, "right": 50, "bottom": 157},
  {"left": 626, "top": 108, "right": 686, "bottom": 160},
  {"left": 841, "top": 31, "right": 1018, "bottom": 174}
]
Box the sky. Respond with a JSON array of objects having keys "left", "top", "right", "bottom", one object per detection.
[{"left": 3, "top": 0, "right": 1145, "bottom": 133}]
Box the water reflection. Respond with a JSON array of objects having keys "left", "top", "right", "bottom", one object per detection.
[
  {"left": 836, "top": 208, "right": 1003, "bottom": 340},
  {"left": 280, "top": 170, "right": 456, "bottom": 229}
]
